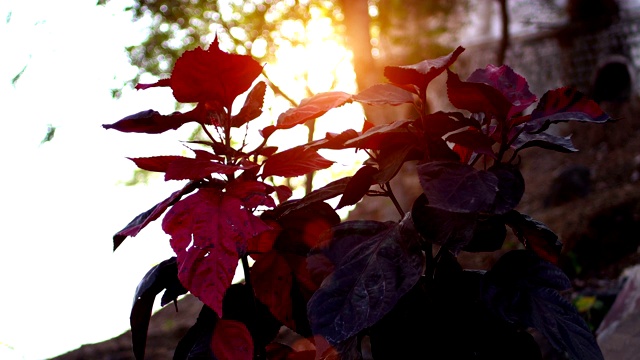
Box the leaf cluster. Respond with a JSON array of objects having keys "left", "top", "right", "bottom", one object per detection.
[{"left": 104, "top": 37, "right": 611, "bottom": 359}]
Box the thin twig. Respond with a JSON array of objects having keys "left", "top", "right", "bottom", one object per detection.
[{"left": 385, "top": 182, "right": 405, "bottom": 219}]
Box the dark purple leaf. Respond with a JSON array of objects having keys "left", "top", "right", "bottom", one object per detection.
[
  {"left": 512, "top": 130, "right": 578, "bottom": 153},
  {"left": 373, "top": 142, "right": 420, "bottom": 184},
  {"left": 231, "top": 81, "right": 267, "bottom": 127},
  {"left": 417, "top": 161, "right": 499, "bottom": 213},
  {"left": 343, "top": 119, "right": 414, "bottom": 150},
  {"left": 410, "top": 194, "right": 477, "bottom": 254},
  {"left": 444, "top": 127, "right": 495, "bottom": 158},
  {"left": 446, "top": 69, "right": 512, "bottom": 119},
  {"left": 525, "top": 87, "right": 612, "bottom": 133},
  {"left": 173, "top": 305, "right": 218, "bottom": 360},
  {"left": 131, "top": 257, "right": 187, "bottom": 360},
  {"left": 467, "top": 65, "right": 537, "bottom": 118},
  {"left": 489, "top": 164, "right": 525, "bottom": 214},
  {"left": 113, "top": 181, "right": 199, "bottom": 250},
  {"left": 307, "top": 214, "right": 425, "bottom": 344},
  {"left": 463, "top": 215, "right": 507, "bottom": 253},
  {"left": 384, "top": 46, "right": 464, "bottom": 92},
  {"left": 336, "top": 165, "right": 378, "bottom": 209},
  {"left": 504, "top": 211, "right": 562, "bottom": 264},
  {"left": 304, "top": 129, "right": 360, "bottom": 151},
  {"left": 103, "top": 109, "right": 196, "bottom": 134},
  {"left": 274, "top": 177, "right": 351, "bottom": 218},
  {"left": 421, "top": 111, "right": 479, "bottom": 138},
  {"left": 482, "top": 250, "right": 603, "bottom": 360}
]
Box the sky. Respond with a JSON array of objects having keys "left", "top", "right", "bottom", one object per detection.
[{"left": 0, "top": 1, "right": 365, "bottom": 359}]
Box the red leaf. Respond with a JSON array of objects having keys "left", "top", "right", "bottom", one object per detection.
[
  {"left": 262, "top": 147, "right": 334, "bottom": 178},
  {"left": 103, "top": 109, "right": 195, "bottom": 134},
  {"left": 275, "top": 185, "right": 293, "bottom": 203},
  {"left": 225, "top": 180, "right": 276, "bottom": 209},
  {"left": 446, "top": 69, "right": 512, "bottom": 119},
  {"left": 252, "top": 251, "right": 295, "bottom": 327},
  {"left": 467, "top": 65, "right": 537, "bottom": 118},
  {"left": 231, "top": 81, "right": 267, "bottom": 127},
  {"left": 192, "top": 149, "right": 223, "bottom": 162},
  {"left": 113, "top": 181, "right": 198, "bottom": 250},
  {"left": 384, "top": 46, "right": 464, "bottom": 92},
  {"left": 128, "top": 156, "right": 183, "bottom": 172},
  {"left": 162, "top": 189, "right": 270, "bottom": 315},
  {"left": 211, "top": 319, "right": 254, "bottom": 360},
  {"left": 247, "top": 220, "right": 281, "bottom": 256},
  {"left": 165, "top": 157, "right": 241, "bottom": 181},
  {"left": 276, "top": 91, "right": 352, "bottom": 130},
  {"left": 135, "top": 78, "right": 171, "bottom": 91},
  {"left": 353, "top": 84, "right": 415, "bottom": 106},
  {"left": 169, "top": 37, "right": 263, "bottom": 107}
]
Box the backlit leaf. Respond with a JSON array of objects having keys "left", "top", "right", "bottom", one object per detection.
[
  {"left": 353, "top": 83, "right": 415, "bottom": 106},
  {"left": 307, "top": 214, "right": 425, "bottom": 344},
  {"left": 128, "top": 156, "right": 184, "bottom": 173},
  {"left": 262, "top": 146, "right": 334, "bottom": 178},
  {"left": 162, "top": 188, "right": 270, "bottom": 316},
  {"left": 276, "top": 91, "right": 352, "bottom": 130},
  {"left": 170, "top": 36, "right": 262, "bottom": 107},
  {"left": 225, "top": 180, "right": 275, "bottom": 209}
]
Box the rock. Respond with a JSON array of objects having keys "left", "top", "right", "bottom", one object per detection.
[{"left": 596, "top": 265, "right": 640, "bottom": 359}]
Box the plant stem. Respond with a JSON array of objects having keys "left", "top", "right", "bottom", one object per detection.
[
  {"left": 241, "top": 255, "right": 253, "bottom": 289},
  {"left": 385, "top": 182, "right": 405, "bottom": 219}
]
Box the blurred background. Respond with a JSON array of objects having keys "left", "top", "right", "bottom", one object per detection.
[{"left": 4, "top": 0, "right": 640, "bottom": 359}]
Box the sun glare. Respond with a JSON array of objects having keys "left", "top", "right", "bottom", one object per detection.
[{"left": 259, "top": 9, "right": 368, "bottom": 208}]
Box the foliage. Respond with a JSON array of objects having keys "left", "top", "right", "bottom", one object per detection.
[{"left": 104, "top": 35, "right": 611, "bottom": 359}]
